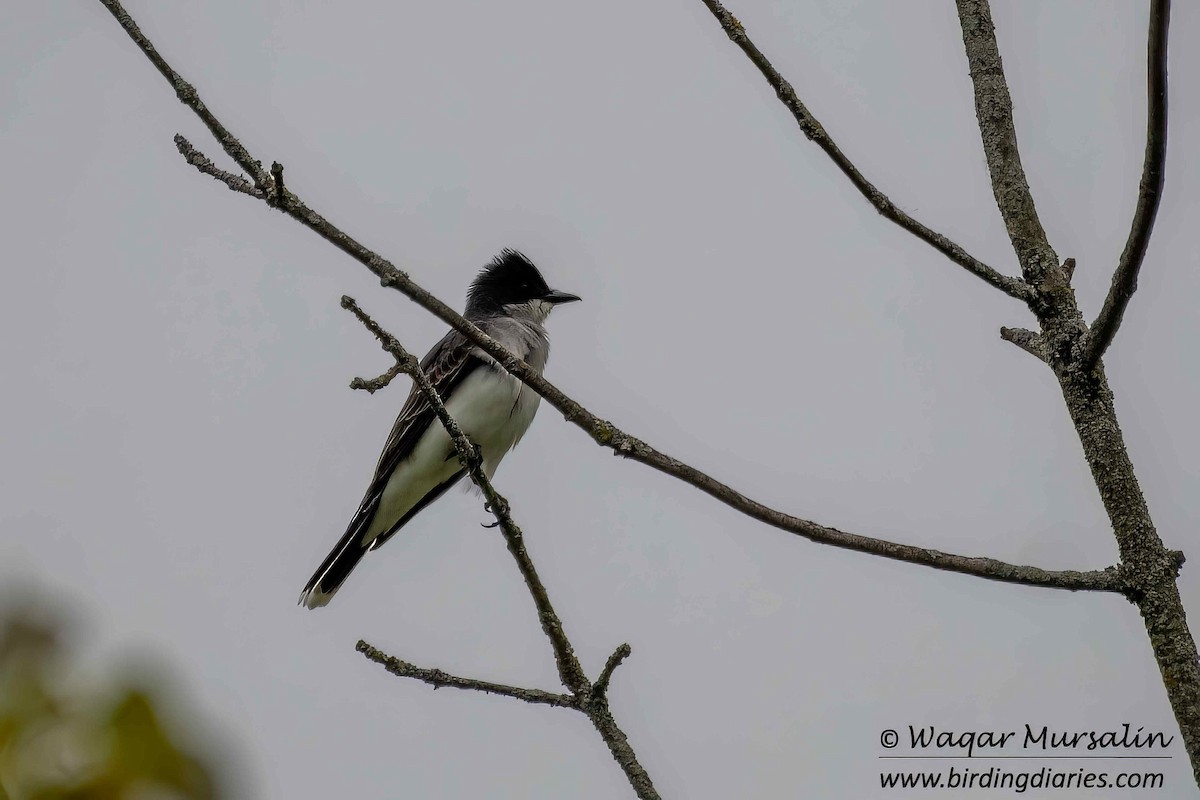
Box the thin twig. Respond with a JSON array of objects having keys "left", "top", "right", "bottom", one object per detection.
[
  {"left": 108, "top": 2, "right": 1123, "bottom": 596},
  {"left": 696, "top": 0, "right": 1032, "bottom": 302},
  {"left": 97, "top": 0, "right": 269, "bottom": 188},
  {"left": 594, "top": 644, "right": 633, "bottom": 697},
  {"left": 341, "top": 296, "right": 661, "bottom": 800},
  {"left": 999, "top": 327, "right": 1047, "bottom": 362},
  {"left": 355, "top": 641, "right": 578, "bottom": 708},
  {"left": 955, "top": 0, "right": 1059, "bottom": 282},
  {"left": 1081, "top": 0, "right": 1171, "bottom": 370},
  {"left": 349, "top": 362, "right": 405, "bottom": 394},
  {"left": 174, "top": 135, "right": 263, "bottom": 198},
  {"left": 339, "top": 298, "right": 481, "bottom": 483}
]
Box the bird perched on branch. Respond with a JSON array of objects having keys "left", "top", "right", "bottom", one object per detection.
[{"left": 300, "top": 250, "right": 580, "bottom": 609}]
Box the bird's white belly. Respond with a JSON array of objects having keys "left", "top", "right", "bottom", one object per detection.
[{"left": 363, "top": 366, "right": 540, "bottom": 545}]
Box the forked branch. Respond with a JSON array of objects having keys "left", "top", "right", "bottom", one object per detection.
[{"left": 356, "top": 642, "right": 577, "bottom": 709}]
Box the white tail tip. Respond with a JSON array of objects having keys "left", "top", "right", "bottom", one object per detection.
[{"left": 299, "top": 586, "right": 335, "bottom": 609}]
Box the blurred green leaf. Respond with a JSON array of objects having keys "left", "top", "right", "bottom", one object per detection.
[{"left": 0, "top": 598, "right": 222, "bottom": 800}]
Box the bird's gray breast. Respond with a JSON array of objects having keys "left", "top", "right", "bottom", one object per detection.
[
  {"left": 468, "top": 315, "right": 549, "bottom": 464},
  {"left": 476, "top": 315, "right": 550, "bottom": 373}
]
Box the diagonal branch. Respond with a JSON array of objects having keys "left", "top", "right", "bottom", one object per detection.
[
  {"left": 999, "top": 326, "right": 1047, "bottom": 362},
  {"left": 594, "top": 644, "right": 633, "bottom": 698},
  {"left": 210, "top": 135, "right": 1126, "bottom": 595},
  {"left": 97, "top": 0, "right": 269, "bottom": 189},
  {"left": 104, "top": 0, "right": 1124, "bottom": 596},
  {"left": 696, "top": 0, "right": 1032, "bottom": 302},
  {"left": 1081, "top": 0, "right": 1171, "bottom": 371},
  {"left": 175, "top": 137, "right": 263, "bottom": 198},
  {"left": 955, "top": 0, "right": 1058, "bottom": 282},
  {"left": 356, "top": 641, "right": 577, "bottom": 708},
  {"left": 349, "top": 361, "right": 406, "bottom": 394}
]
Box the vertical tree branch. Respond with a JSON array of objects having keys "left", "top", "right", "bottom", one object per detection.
[
  {"left": 954, "top": 0, "right": 1058, "bottom": 283},
  {"left": 1081, "top": 0, "right": 1171, "bottom": 370},
  {"left": 955, "top": 0, "right": 1200, "bottom": 785},
  {"left": 1055, "top": 370, "right": 1198, "bottom": 782}
]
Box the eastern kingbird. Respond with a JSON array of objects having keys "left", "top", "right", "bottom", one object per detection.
[{"left": 299, "top": 250, "right": 580, "bottom": 609}]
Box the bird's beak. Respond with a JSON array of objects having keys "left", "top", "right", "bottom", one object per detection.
[{"left": 543, "top": 289, "right": 582, "bottom": 305}]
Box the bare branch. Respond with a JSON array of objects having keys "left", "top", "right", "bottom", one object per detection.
[
  {"left": 1082, "top": 0, "right": 1171, "bottom": 370},
  {"left": 955, "top": 0, "right": 1059, "bottom": 282},
  {"left": 594, "top": 644, "right": 633, "bottom": 697},
  {"left": 174, "top": 135, "right": 263, "bottom": 198},
  {"left": 97, "top": 0, "right": 269, "bottom": 188},
  {"left": 108, "top": 0, "right": 1121, "bottom": 597},
  {"left": 999, "top": 326, "right": 1047, "bottom": 362},
  {"left": 355, "top": 641, "right": 578, "bottom": 708},
  {"left": 696, "top": 0, "right": 1032, "bottom": 302},
  {"left": 349, "top": 362, "right": 405, "bottom": 394}
]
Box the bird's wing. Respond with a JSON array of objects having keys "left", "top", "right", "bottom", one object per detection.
[
  {"left": 372, "top": 328, "right": 482, "bottom": 485},
  {"left": 306, "top": 329, "right": 486, "bottom": 585}
]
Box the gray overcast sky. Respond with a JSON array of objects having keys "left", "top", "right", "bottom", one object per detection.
[{"left": 4, "top": 1, "right": 1199, "bottom": 797}]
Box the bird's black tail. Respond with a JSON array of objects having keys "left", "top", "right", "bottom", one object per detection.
[
  {"left": 299, "top": 530, "right": 370, "bottom": 609},
  {"left": 299, "top": 470, "right": 466, "bottom": 609}
]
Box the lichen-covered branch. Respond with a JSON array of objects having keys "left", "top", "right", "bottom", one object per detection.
[
  {"left": 98, "top": 0, "right": 269, "bottom": 188},
  {"left": 955, "top": 0, "right": 1058, "bottom": 282},
  {"left": 999, "top": 326, "right": 1046, "bottom": 362},
  {"left": 1081, "top": 0, "right": 1171, "bottom": 370},
  {"left": 594, "top": 644, "right": 633, "bottom": 697},
  {"left": 349, "top": 362, "right": 406, "bottom": 394},
  {"left": 696, "top": 0, "right": 1032, "bottom": 301},
  {"left": 174, "top": 136, "right": 263, "bottom": 198},
  {"left": 355, "top": 641, "right": 577, "bottom": 708}
]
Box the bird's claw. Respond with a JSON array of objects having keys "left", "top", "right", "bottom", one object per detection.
[{"left": 479, "top": 500, "right": 501, "bottom": 527}]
